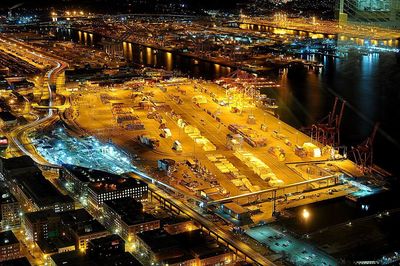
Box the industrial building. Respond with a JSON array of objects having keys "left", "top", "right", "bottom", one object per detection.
[
  {"left": 37, "top": 236, "right": 76, "bottom": 257},
  {"left": 10, "top": 171, "right": 74, "bottom": 213},
  {"left": 162, "top": 216, "right": 195, "bottom": 235},
  {"left": 136, "top": 229, "right": 232, "bottom": 266},
  {"left": 61, "top": 164, "right": 125, "bottom": 198},
  {"left": 0, "top": 185, "right": 21, "bottom": 231},
  {"left": 50, "top": 235, "right": 142, "bottom": 266},
  {"left": 0, "top": 156, "right": 38, "bottom": 180},
  {"left": 87, "top": 176, "right": 148, "bottom": 215},
  {"left": 0, "top": 230, "right": 21, "bottom": 262},
  {"left": 102, "top": 197, "right": 160, "bottom": 240},
  {"left": 61, "top": 164, "right": 148, "bottom": 216},
  {"left": 60, "top": 208, "right": 109, "bottom": 251},
  {"left": 0, "top": 257, "right": 31, "bottom": 266},
  {"left": 24, "top": 208, "right": 108, "bottom": 252},
  {"left": 1, "top": 156, "right": 74, "bottom": 213},
  {"left": 24, "top": 209, "right": 63, "bottom": 242},
  {"left": 221, "top": 202, "right": 252, "bottom": 224}
]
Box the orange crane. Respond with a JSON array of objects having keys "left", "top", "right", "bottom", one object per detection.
[
  {"left": 311, "top": 97, "right": 346, "bottom": 147},
  {"left": 351, "top": 123, "right": 379, "bottom": 173}
]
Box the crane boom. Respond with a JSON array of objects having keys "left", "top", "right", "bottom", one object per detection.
[{"left": 9, "top": 3, "right": 24, "bottom": 10}]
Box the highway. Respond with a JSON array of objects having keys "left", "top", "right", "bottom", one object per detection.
[{"left": 6, "top": 40, "right": 68, "bottom": 166}]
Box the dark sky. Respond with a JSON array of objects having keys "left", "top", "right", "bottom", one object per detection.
[{"left": 0, "top": 0, "right": 240, "bottom": 9}]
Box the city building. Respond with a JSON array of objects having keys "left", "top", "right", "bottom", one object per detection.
[
  {"left": 0, "top": 156, "right": 38, "bottom": 180},
  {"left": 103, "top": 197, "right": 160, "bottom": 240},
  {"left": 162, "top": 216, "right": 195, "bottom": 235},
  {"left": 24, "top": 208, "right": 108, "bottom": 251},
  {"left": 87, "top": 234, "right": 125, "bottom": 259},
  {"left": 61, "top": 165, "right": 148, "bottom": 216},
  {"left": 0, "top": 185, "right": 21, "bottom": 231},
  {"left": 50, "top": 250, "right": 142, "bottom": 266},
  {"left": 0, "top": 256, "right": 31, "bottom": 265},
  {"left": 50, "top": 251, "right": 95, "bottom": 266},
  {"left": 1, "top": 157, "right": 74, "bottom": 213},
  {"left": 87, "top": 175, "right": 148, "bottom": 215},
  {"left": 136, "top": 229, "right": 232, "bottom": 266},
  {"left": 0, "top": 230, "right": 21, "bottom": 262},
  {"left": 10, "top": 170, "right": 74, "bottom": 213},
  {"left": 51, "top": 234, "right": 143, "bottom": 265},
  {"left": 61, "top": 164, "right": 123, "bottom": 198},
  {"left": 221, "top": 202, "right": 251, "bottom": 223},
  {"left": 37, "top": 236, "right": 76, "bottom": 257},
  {"left": 24, "top": 209, "right": 62, "bottom": 242},
  {"left": 63, "top": 216, "right": 110, "bottom": 251}
]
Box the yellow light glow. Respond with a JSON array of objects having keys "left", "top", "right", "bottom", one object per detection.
[{"left": 302, "top": 209, "right": 310, "bottom": 219}]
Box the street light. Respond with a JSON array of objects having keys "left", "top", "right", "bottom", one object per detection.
[{"left": 302, "top": 208, "right": 310, "bottom": 220}]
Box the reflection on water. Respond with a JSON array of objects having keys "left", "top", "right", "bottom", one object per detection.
[{"left": 274, "top": 53, "right": 400, "bottom": 175}]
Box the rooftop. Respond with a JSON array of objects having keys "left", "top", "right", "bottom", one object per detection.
[
  {"left": 50, "top": 250, "right": 142, "bottom": 266},
  {"left": 222, "top": 202, "right": 249, "bottom": 214},
  {"left": 161, "top": 215, "right": 191, "bottom": 227},
  {"left": 104, "top": 197, "right": 158, "bottom": 226},
  {"left": 24, "top": 209, "right": 58, "bottom": 224},
  {"left": 16, "top": 171, "right": 74, "bottom": 208},
  {"left": 37, "top": 236, "right": 75, "bottom": 254},
  {"left": 63, "top": 164, "right": 147, "bottom": 194},
  {"left": 0, "top": 155, "right": 37, "bottom": 172},
  {"left": 0, "top": 185, "right": 18, "bottom": 205},
  {"left": 69, "top": 219, "right": 108, "bottom": 237},
  {"left": 102, "top": 252, "right": 143, "bottom": 265},
  {"left": 26, "top": 209, "right": 99, "bottom": 230},
  {"left": 88, "top": 177, "right": 147, "bottom": 194},
  {"left": 60, "top": 208, "right": 94, "bottom": 226},
  {"left": 88, "top": 234, "right": 124, "bottom": 247},
  {"left": 50, "top": 251, "right": 96, "bottom": 266},
  {"left": 0, "top": 257, "right": 31, "bottom": 266},
  {"left": 138, "top": 229, "right": 228, "bottom": 262},
  {"left": 137, "top": 229, "right": 179, "bottom": 252},
  {"left": 63, "top": 164, "right": 123, "bottom": 183},
  {"left": 0, "top": 230, "right": 19, "bottom": 246}
]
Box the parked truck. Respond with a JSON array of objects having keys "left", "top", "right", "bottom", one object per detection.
[{"left": 138, "top": 135, "right": 160, "bottom": 149}]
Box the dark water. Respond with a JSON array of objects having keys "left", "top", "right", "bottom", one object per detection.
[
  {"left": 279, "top": 190, "right": 400, "bottom": 235},
  {"left": 272, "top": 53, "right": 400, "bottom": 176},
  {"left": 51, "top": 27, "right": 232, "bottom": 80},
  {"left": 277, "top": 191, "right": 400, "bottom": 261},
  {"left": 52, "top": 27, "right": 400, "bottom": 176}
]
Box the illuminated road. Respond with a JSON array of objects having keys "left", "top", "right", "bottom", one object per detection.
[
  {"left": 130, "top": 171, "right": 276, "bottom": 265},
  {"left": 6, "top": 39, "right": 68, "bottom": 166}
]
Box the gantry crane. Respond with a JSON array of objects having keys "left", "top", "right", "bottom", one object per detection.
[
  {"left": 351, "top": 123, "right": 379, "bottom": 173},
  {"left": 311, "top": 97, "right": 346, "bottom": 147}
]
